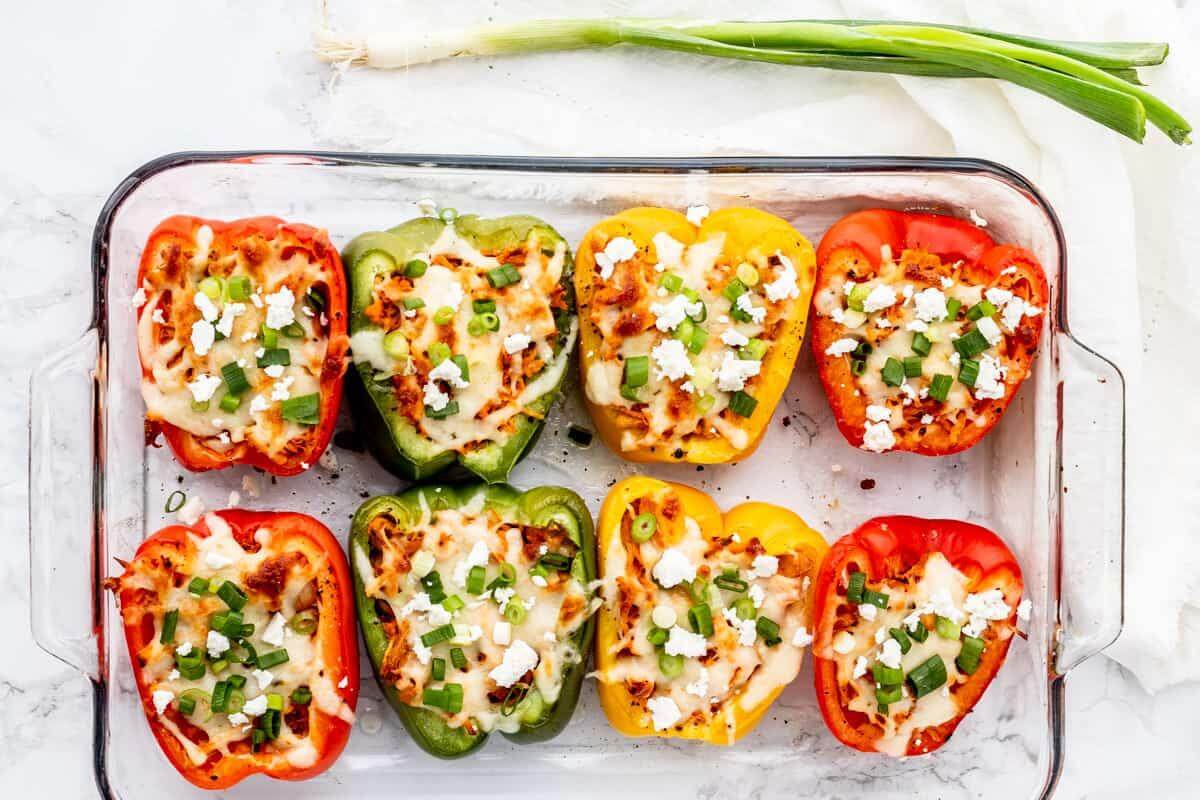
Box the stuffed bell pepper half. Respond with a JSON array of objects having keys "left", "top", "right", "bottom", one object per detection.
[
  {"left": 350, "top": 483, "right": 597, "bottom": 757},
  {"left": 811, "top": 515, "right": 1026, "bottom": 756},
  {"left": 593, "top": 477, "right": 827, "bottom": 743},
  {"left": 344, "top": 213, "right": 577, "bottom": 482},
  {"left": 576, "top": 207, "right": 814, "bottom": 463},
  {"left": 135, "top": 216, "right": 348, "bottom": 476},
  {"left": 810, "top": 209, "right": 1048, "bottom": 455},
  {"left": 105, "top": 510, "right": 359, "bottom": 788}
]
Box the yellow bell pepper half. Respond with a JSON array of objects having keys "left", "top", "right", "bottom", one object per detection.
[
  {"left": 594, "top": 476, "right": 829, "bottom": 744},
  {"left": 575, "top": 207, "right": 815, "bottom": 464}
]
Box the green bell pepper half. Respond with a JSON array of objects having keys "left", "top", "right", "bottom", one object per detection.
[
  {"left": 343, "top": 214, "right": 576, "bottom": 483},
  {"left": 349, "top": 482, "right": 597, "bottom": 758}
]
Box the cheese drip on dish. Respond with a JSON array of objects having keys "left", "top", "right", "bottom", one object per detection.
[
  {"left": 112, "top": 514, "right": 352, "bottom": 767},
  {"left": 595, "top": 490, "right": 813, "bottom": 743},
  {"left": 813, "top": 246, "right": 1043, "bottom": 453},
  {"left": 351, "top": 225, "right": 574, "bottom": 452},
  {"left": 831, "top": 552, "right": 1017, "bottom": 757},
  {"left": 358, "top": 495, "right": 593, "bottom": 734},
  {"left": 584, "top": 229, "right": 801, "bottom": 453},
  {"left": 137, "top": 224, "right": 332, "bottom": 460}
]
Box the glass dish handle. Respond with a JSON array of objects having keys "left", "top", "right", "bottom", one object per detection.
[
  {"left": 28, "top": 329, "right": 101, "bottom": 681},
  {"left": 1054, "top": 333, "right": 1125, "bottom": 675}
]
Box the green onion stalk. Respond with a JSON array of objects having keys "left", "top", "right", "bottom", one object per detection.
[{"left": 315, "top": 17, "right": 1189, "bottom": 145}]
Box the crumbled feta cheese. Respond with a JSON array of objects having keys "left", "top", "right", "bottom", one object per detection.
[
  {"left": 926, "top": 588, "right": 964, "bottom": 623},
  {"left": 193, "top": 291, "right": 219, "bottom": 322},
  {"left": 651, "top": 339, "right": 695, "bottom": 382},
  {"left": 650, "top": 294, "right": 703, "bottom": 332},
  {"left": 251, "top": 669, "right": 274, "bottom": 691},
  {"left": 176, "top": 642, "right": 193, "bottom": 657},
  {"left": 748, "top": 584, "right": 766, "bottom": 609},
  {"left": 865, "top": 404, "right": 891, "bottom": 424},
  {"left": 262, "top": 613, "right": 287, "bottom": 647},
  {"left": 427, "top": 604, "right": 453, "bottom": 626},
  {"left": 652, "top": 232, "right": 684, "bottom": 267},
  {"left": 985, "top": 288, "right": 1013, "bottom": 307},
  {"left": 215, "top": 302, "right": 246, "bottom": 338},
  {"left": 451, "top": 540, "right": 490, "bottom": 587},
  {"left": 862, "top": 284, "right": 898, "bottom": 313},
  {"left": 824, "top": 338, "right": 859, "bottom": 357},
  {"left": 665, "top": 625, "right": 708, "bottom": 658},
  {"left": 531, "top": 575, "right": 548, "bottom": 588},
  {"left": 921, "top": 414, "right": 935, "bottom": 425},
  {"left": 964, "top": 589, "right": 1012, "bottom": 622},
  {"left": 715, "top": 350, "right": 761, "bottom": 392},
  {"left": 429, "top": 357, "right": 470, "bottom": 388},
  {"left": 205, "top": 549, "right": 234, "bottom": 570},
  {"left": 264, "top": 364, "right": 285, "bottom": 379},
  {"left": 859, "top": 603, "right": 879, "bottom": 621},
  {"left": 491, "top": 587, "right": 516, "bottom": 613},
  {"left": 152, "top": 689, "right": 173, "bottom": 714},
  {"left": 651, "top": 605, "right": 678, "bottom": 629},
  {"left": 875, "top": 318, "right": 894, "bottom": 329},
  {"left": 503, "top": 332, "right": 532, "bottom": 354},
  {"left": 685, "top": 667, "right": 710, "bottom": 698},
  {"left": 752, "top": 555, "right": 779, "bottom": 578},
  {"left": 721, "top": 328, "right": 750, "bottom": 348},
  {"left": 270, "top": 376, "right": 294, "bottom": 402},
  {"left": 976, "top": 316, "right": 1003, "bottom": 347},
  {"left": 852, "top": 656, "right": 869, "bottom": 679},
  {"left": 131, "top": 288, "right": 148, "bottom": 309},
  {"left": 206, "top": 630, "right": 231, "bottom": 659},
  {"left": 941, "top": 276, "right": 955, "bottom": 289},
  {"left": 685, "top": 204, "right": 710, "bottom": 225},
  {"left": 647, "top": 696, "right": 683, "bottom": 730},
  {"left": 422, "top": 381, "right": 450, "bottom": 412},
  {"left": 763, "top": 256, "right": 799, "bottom": 302},
  {"left": 949, "top": 351, "right": 961, "bottom": 368},
  {"left": 264, "top": 286, "right": 296, "bottom": 330},
  {"left": 242, "top": 694, "right": 268, "bottom": 717},
  {"left": 734, "top": 292, "right": 767, "bottom": 323},
  {"left": 973, "top": 354, "right": 1008, "bottom": 400},
  {"left": 875, "top": 627, "right": 890, "bottom": 645},
  {"left": 488, "top": 640, "right": 539, "bottom": 687},
  {"left": 227, "top": 712, "right": 250, "bottom": 726},
  {"left": 493, "top": 621, "right": 512, "bottom": 646},
  {"left": 190, "top": 320, "right": 216, "bottom": 356},
  {"left": 722, "top": 607, "right": 757, "bottom": 646},
  {"left": 186, "top": 373, "right": 222, "bottom": 403},
  {"left": 913, "top": 288, "right": 949, "bottom": 322},
  {"left": 792, "top": 627, "right": 814, "bottom": 648},
  {"left": 652, "top": 548, "right": 697, "bottom": 588},
  {"left": 877, "top": 638, "right": 903, "bottom": 669},
  {"left": 152, "top": 308, "right": 167, "bottom": 325},
  {"left": 861, "top": 421, "right": 896, "bottom": 453},
  {"left": 249, "top": 394, "right": 270, "bottom": 414},
  {"left": 411, "top": 633, "right": 432, "bottom": 665},
  {"left": 832, "top": 630, "right": 856, "bottom": 654}
]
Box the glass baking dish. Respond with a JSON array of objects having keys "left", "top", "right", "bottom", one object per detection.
[{"left": 28, "top": 152, "right": 1125, "bottom": 799}]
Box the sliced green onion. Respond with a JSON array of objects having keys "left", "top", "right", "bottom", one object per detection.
[
  {"left": 957, "top": 635, "right": 986, "bottom": 675},
  {"left": 260, "top": 708, "right": 282, "bottom": 740},
  {"left": 739, "top": 338, "right": 769, "bottom": 360},
  {"left": 187, "top": 576, "right": 209, "bottom": 596},
  {"left": 266, "top": 693, "right": 284, "bottom": 712},
  {"left": 177, "top": 694, "right": 197, "bottom": 716},
  {"left": 217, "top": 581, "right": 247, "bottom": 611},
  {"left": 539, "top": 552, "right": 572, "bottom": 571},
  {"left": 673, "top": 316, "right": 696, "bottom": 346},
  {"left": 403, "top": 296, "right": 426, "bottom": 310},
  {"left": 487, "top": 264, "right": 521, "bottom": 288},
  {"left": 688, "top": 603, "right": 714, "bottom": 637},
  {"left": 421, "top": 571, "right": 447, "bottom": 603},
  {"left": 688, "top": 300, "right": 707, "bottom": 322},
  {"left": 658, "top": 652, "right": 685, "bottom": 679},
  {"left": 728, "top": 390, "right": 758, "bottom": 417},
  {"left": 958, "top": 358, "right": 981, "bottom": 387},
  {"left": 450, "top": 647, "right": 468, "bottom": 670},
  {"left": 159, "top": 610, "right": 179, "bottom": 644},
  {"left": 260, "top": 324, "right": 279, "bottom": 348},
  {"left": 487, "top": 563, "right": 517, "bottom": 590},
  {"left": 257, "top": 348, "right": 291, "bottom": 368},
  {"left": 623, "top": 355, "right": 649, "bottom": 388},
  {"left": 881, "top": 357, "right": 906, "bottom": 387},
  {"left": 908, "top": 655, "right": 949, "bottom": 698},
  {"left": 422, "top": 686, "right": 445, "bottom": 710},
  {"left": 210, "top": 680, "right": 231, "bottom": 713},
  {"left": 902, "top": 355, "right": 923, "bottom": 379},
  {"left": 175, "top": 651, "right": 206, "bottom": 681},
  {"left": 733, "top": 596, "right": 756, "bottom": 621},
  {"left": 722, "top": 277, "right": 749, "bottom": 303},
  {"left": 431, "top": 657, "right": 446, "bottom": 681},
  {"left": 442, "top": 595, "right": 465, "bottom": 614},
  {"left": 425, "top": 400, "right": 459, "bottom": 419},
  {"left": 433, "top": 306, "right": 456, "bottom": 325},
  {"left": 687, "top": 578, "right": 709, "bottom": 605},
  {"left": 473, "top": 298, "right": 497, "bottom": 313},
  {"left": 198, "top": 276, "right": 223, "bottom": 300},
  {"left": 714, "top": 574, "right": 748, "bottom": 593},
  {"left": 659, "top": 272, "right": 684, "bottom": 293},
  {"left": 908, "top": 619, "right": 931, "bottom": 643},
  {"left": 945, "top": 297, "right": 963, "bottom": 321},
  {"left": 218, "top": 393, "right": 241, "bottom": 413},
  {"left": 427, "top": 341, "right": 451, "bottom": 365},
  {"left": 966, "top": 300, "right": 997, "bottom": 321},
  {"left": 305, "top": 288, "right": 326, "bottom": 313},
  {"left": 251, "top": 729, "right": 265, "bottom": 752},
  {"left": 846, "top": 571, "right": 866, "bottom": 604},
  {"left": 847, "top": 283, "right": 872, "bottom": 311},
  {"left": 912, "top": 331, "right": 932, "bottom": 356},
  {"left": 646, "top": 626, "right": 669, "bottom": 647},
  {"left": 479, "top": 312, "right": 500, "bottom": 331},
  {"left": 450, "top": 354, "right": 470, "bottom": 383},
  {"left": 735, "top": 262, "right": 760, "bottom": 286},
  {"left": 281, "top": 321, "right": 305, "bottom": 339},
  {"left": 889, "top": 627, "right": 913, "bottom": 654},
  {"left": 466, "top": 565, "right": 486, "bottom": 595},
  {"left": 467, "top": 316, "right": 487, "bottom": 336},
  {"left": 861, "top": 589, "right": 890, "bottom": 609},
  {"left": 504, "top": 601, "right": 527, "bottom": 624},
  {"left": 854, "top": 340, "right": 874, "bottom": 358},
  {"left": 442, "top": 683, "right": 464, "bottom": 714},
  {"left": 421, "top": 625, "right": 456, "bottom": 647},
  {"left": 405, "top": 259, "right": 429, "bottom": 278},
  {"left": 872, "top": 661, "right": 904, "bottom": 687},
  {"left": 227, "top": 673, "right": 247, "bottom": 690},
  {"left": 756, "top": 616, "right": 782, "bottom": 646},
  {"left": 280, "top": 393, "right": 320, "bottom": 425},
  {"left": 687, "top": 326, "right": 709, "bottom": 355},
  {"left": 226, "top": 276, "right": 252, "bottom": 301},
  {"left": 291, "top": 686, "right": 313, "bottom": 705},
  {"left": 850, "top": 358, "right": 867, "bottom": 376},
  {"left": 876, "top": 684, "right": 903, "bottom": 707},
  {"left": 256, "top": 648, "right": 290, "bottom": 669},
  {"left": 929, "top": 373, "right": 953, "bottom": 402},
  {"left": 631, "top": 512, "right": 658, "bottom": 542},
  {"left": 221, "top": 362, "right": 250, "bottom": 395},
  {"left": 289, "top": 609, "right": 318, "bottom": 635},
  {"left": 218, "top": 610, "right": 244, "bottom": 638},
  {"left": 619, "top": 384, "right": 640, "bottom": 402},
  {"left": 935, "top": 615, "right": 962, "bottom": 640},
  {"left": 165, "top": 490, "right": 187, "bottom": 514},
  {"left": 953, "top": 329, "right": 991, "bottom": 359}
]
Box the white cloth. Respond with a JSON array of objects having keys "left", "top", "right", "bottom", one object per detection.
[{"left": 320, "top": 0, "right": 1200, "bottom": 690}]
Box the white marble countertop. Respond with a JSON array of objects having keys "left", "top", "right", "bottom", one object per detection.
[{"left": 1, "top": 1, "right": 1197, "bottom": 797}]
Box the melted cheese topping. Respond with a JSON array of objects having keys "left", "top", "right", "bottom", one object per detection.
[
  {"left": 114, "top": 514, "right": 352, "bottom": 766},
  {"left": 138, "top": 224, "right": 333, "bottom": 460},
  {"left": 359, "top": 495, "right": 593, "bottom": 734},
  {"left": 596, "top": 492, "right": 812, "bottom": 743},
  {"left": 584, "top": 232, "right": 800, "bottom": 453},
  {"left": 831, "top": 553, "right": 1013, "bottom": 757},
  {"left": 351, "top": 225, "right": 573, "bottom": 452},
  {"left": 813, "top": 248, "right": 1043, "bottom": 452}
]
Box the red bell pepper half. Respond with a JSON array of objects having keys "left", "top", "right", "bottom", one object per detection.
[
  {"left": 810, "top": 209, "right": 1048, "bottom": 456},
  {"left": 107, "top": 510, "right": 358, "bottom": 788},
  {"left": 811, "top": 516, "right": 1023, "bottom": 756},
  {"left": 137, "top": 216, "right": 348, "bottom": 476}
]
